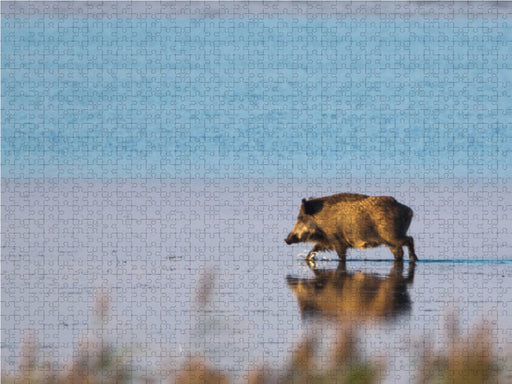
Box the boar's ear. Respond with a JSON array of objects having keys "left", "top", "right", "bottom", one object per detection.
[{"left": 303, "top": 199, "right": 324, "bottom": 216}]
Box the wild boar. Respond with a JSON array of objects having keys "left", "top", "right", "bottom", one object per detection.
[{"left": 284, "top": 193, "right": 418, "bottom": 262}]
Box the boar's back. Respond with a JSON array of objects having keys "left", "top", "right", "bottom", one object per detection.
[{"left": 304, "top": 193, "right": 369, "bottom": 215}]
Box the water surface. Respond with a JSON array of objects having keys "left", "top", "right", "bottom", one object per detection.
[{"left": 2, "top": 178, "right": 512, "bottom": 382}]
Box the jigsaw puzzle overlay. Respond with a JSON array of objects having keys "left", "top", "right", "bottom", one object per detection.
[{"left": 2, "top": 2, "right": 512, "bottom": 383}]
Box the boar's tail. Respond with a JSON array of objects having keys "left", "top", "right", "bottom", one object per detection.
[
  {"left": 394, "top": 203, "right": 413, "bottom": 233},
  {"left": 403, "top": 205, "right": 414, "bottom": 231}
]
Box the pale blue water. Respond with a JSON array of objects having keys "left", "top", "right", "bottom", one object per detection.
[{"left": 2, "top": 3, "right": 511, "bottom": 179}]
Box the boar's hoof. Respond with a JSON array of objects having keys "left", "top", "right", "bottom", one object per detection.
[{"left": 305, "top": 258, "right": 317, "bottom": 270}]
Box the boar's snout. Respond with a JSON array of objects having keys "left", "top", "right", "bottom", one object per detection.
[{"left": 285, "top": 234, "right": 299, "bottom": 245}]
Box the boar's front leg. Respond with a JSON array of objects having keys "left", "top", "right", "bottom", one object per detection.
[
  {"left": 335, "top": 245, "right": 348, "bottom": 261},
  {"left": 306, "top": 244, "right": 325, "bottom": 260}
]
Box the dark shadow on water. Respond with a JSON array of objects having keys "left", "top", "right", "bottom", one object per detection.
[
  {"left": 414, "top": 258, "right": 512, "bottom": 265},
  {"left": 287, "top": 260, "right": 415, "bottom": 323},
  {"left": 297, "top": 257, "right": 512, "bottom": 265}
]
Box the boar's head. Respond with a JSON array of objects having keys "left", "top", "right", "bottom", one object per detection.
[{"left": 285, "top": 198, "right": 326, "bottom": 245}]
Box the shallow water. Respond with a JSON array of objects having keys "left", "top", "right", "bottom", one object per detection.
[{"left": 2, "top": 178, "right": 512, "bottom": 382}]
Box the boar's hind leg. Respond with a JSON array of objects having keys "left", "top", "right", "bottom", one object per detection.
[
  {"left": 390, "top": 237, "right": 418, "bottom": 262},
  {"left": 404, "top": 236, "right": 418, "bottom": 262},
  {"left": 390, "top": 246, "right": 404, "bottom": 261}
]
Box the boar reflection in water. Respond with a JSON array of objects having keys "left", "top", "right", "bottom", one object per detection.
[
  {"left": 285, "top": 193, "right": 418, "bottom": 262},
  {"left": 287, "top": 261, "right": 414, "bottom": 321}
]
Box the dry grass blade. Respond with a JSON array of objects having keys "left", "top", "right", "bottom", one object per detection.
[
  {"left": 417, "top": 322, "right": 499, "bottom": 384},
  {"left": 176, "top": 358, "right": 230, "bottom": 384}
]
